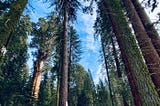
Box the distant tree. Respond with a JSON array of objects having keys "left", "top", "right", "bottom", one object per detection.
[
  {"left": 49, "top": 0, "right": 81, "bottom": 105},
  {"left": 38, "top": 72, "right": 52, "bottom": 106},
  {"left": 68, "top": 26, "right": 82, "bottom": 104},
  {"left": 100, "top": 36, "right": 114, "bottom": 106},
  {"left": 96, "top": 79, "right": 111, "bottom": 106},
  {"left": 68, "top": 64, "right": 94, "bottom": 106}
]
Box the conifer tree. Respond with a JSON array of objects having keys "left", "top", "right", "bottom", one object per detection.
[
  {"left": 122, "top": 0, "right": 160, "bottom": 96},
  {"left": 30, "top": 17, "right": 57, "bottom": 104},
  {"left": 0, "top": 15, "right": 30, "bottom": 105},
  {"left": 0, "top": 0, "right": 28, "bottom": 66},
  {"left": 95, "top": 0, "right": 160, "bottom": 105}
]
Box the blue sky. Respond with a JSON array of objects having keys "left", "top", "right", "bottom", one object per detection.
[
  {"left": 27, "top": 0, "right": 104, "bottom": 84},
  {"left": 26, "top": 0, "right": 160, "bottom": 84}
]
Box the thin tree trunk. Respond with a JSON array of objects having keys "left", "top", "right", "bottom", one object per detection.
[
  {"left": 101, "top": 38, "right": 114, "bottom": 106},
  {"left": 57, "top": 75, "right": 60, "bottom": 106},
  {"left": 103, "top": 0, "right": 142, "bottom": 105},
  {"left": 68, "top": 34, "right": 72, "bottom": 105},
  {"left": 131, "top": 0, "right": 160, "bottom": 56},
  {"left": 122, "top": 96, "right": 129, "bottom": 106},
  {"left": 59, "top": 0, "right": 69, "bottom": 105},
  {"left": 123, "top": 0, "right": 160, "bottom": 96},
  {"left": 111, "top": 36, "right": 130, "bottom": 105},
  {"left": 110, "top": 36, "right": 122, "bottom": 78},
  {"left": 56, "top": 59, "right": 61, "bottom": 106}
]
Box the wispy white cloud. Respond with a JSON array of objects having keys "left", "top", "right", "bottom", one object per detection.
[
  {"left": 93, "top": 64, "right": 106, "bottom": 84},
  {"left": 77, "top": 3, "right": 98, "bottom": 53}
]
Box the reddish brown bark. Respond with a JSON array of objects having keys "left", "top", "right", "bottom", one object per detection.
[
  {"left": 32, "top": 60, "right": 44, "bottom": 100},
  {"left": 103, "top": 0, "right": 142, "bottom": 105},
  {"left": 123, "top": 0, "right": 160, "bottom": 96},
  {"left": 31, "top": 50, "right": 48, "bottom": 104},
  {"left": 131, "top": 0, "right": 160, "bottom": 57}
]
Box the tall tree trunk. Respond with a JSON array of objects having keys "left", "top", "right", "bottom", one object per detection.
[
  {"left": 122, "top": 0, "right": 160, "bottom": 96},
  {"left": 103, "top": 0, "right": 142, "bottom": 105},
  {"left": 59, "top": 0, "right": 69, "bottom": 106},
  {"left": 31, "top": 60, "right": 44, "bottom": 103},
  {"left": 56, "top": 59, "right": 61, "bottom": 106},
  {"left": 101, "top": 37, "right": 114, "bottom": 106},
  {"left": 103, "top": 0, "right": 160, "bottom": 105},
  {"left": 31, "top": 50, "right": 48, "bottom": 105},
  {"left": 110, "top": 36, "right": 122, "bottom": 78},
  {"left": 57, "top": 75, "right": 60, "bottom": 106},
  {"left": 131, "top": 0, "right": 160, "bottom": 56},
  {"left": 111, "top": 36, "right": 130, "bottom": 105},
  {"left": 68, "top": 34, "right": 72, "bottom": 106}
]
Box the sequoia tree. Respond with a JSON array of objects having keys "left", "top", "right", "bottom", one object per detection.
[
  {"left": 30, "top": 17, "right": 56, "bottom": 104},
  {"left": 122, "top": 0, "right": 160, "bottom": 96},
  {"left": 101, "top": 0, "right": 160, "bottom": 105},
  {"left": 131, "top": 0, "right": 160, "bottom": 57}
]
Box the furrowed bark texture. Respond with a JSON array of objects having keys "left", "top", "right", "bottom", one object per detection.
[
  {"left": 32, "top": 60, "right": 44, "bottom": 101},
  {"left": 31, "top": 50, "right": 48, "bottom": 105},
  {"left": 131, "top": 0, "right": 160, "bottom": 57},
  {"left": 59, "top": 1, "right": 69, "bottom": 106},
  {"left": 123, "top": 0, "right": 160, "bottom": 96},
  {"left": 104, "top": 0, "right": 160, "bottom": 105},
  {"left": 103, "top": 0, "right": 142, "bottom": 105}
]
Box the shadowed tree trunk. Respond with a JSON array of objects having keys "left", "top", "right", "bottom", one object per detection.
[
  {"left": 57, "top": 74, "right": 60, "bottom": 106},
  {"left": 103, "top": 0, "right": 142, "bottom": 105},
  {"left": 59, "top": 0, "right": 69, "bottom": 105},
  {"left": 122, "top": 96, "right": 129, "bottom": 106},
  {"left": 111, "top": 36, "right": 122, "bottom": 78},
  {"left": 131, "top": 0, "right": 160, "bottom": 57},
  {"left": 101, "top": 37, "right": 115, "bottom": 106},
  {"left": 111, "top": 36, "right": 129, "bottom": 105},
  {"left": 122, "top": 0, "right": 160, "bottom": 96}
]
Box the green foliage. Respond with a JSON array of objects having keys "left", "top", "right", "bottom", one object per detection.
[
  {"left": 30, "top": 17, "right": 57, "bottom": 54},
  {"left": 95, "top": 79, "right": 112, "bottom": 106},
  {"left": 38, "top": 72, "right": 52, "bottom": 106},
  {"left": 47, "top": 0, "right": 81, "bottom": 22},
  {"left": 0, "top": 0, "right": 28, "bottom": 45},
  {"left": 0, "top": 15, "right": 30, "bottom": 105},
  {"left": 68, "top": 64, "right": 94, "bottom": 106},
  {"left": 68, "top": 26, "right": 82, "bottom": 64},
  {"left": 95, "top": 0, "right": 160, "bottom": 105},
  {"left": 0, "top": 0, "right": 16, "bottom": 16}
]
